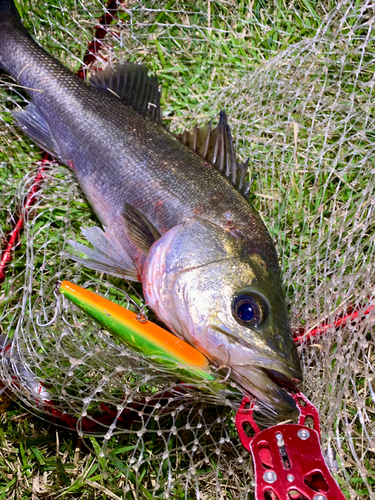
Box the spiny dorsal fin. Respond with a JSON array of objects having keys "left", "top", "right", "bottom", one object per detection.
[
  {"left": 90, "top": 63, "right": 162, "bottom": 123},
  {"left": 177, "top": 111, "right": 250, "bottom": 197}
]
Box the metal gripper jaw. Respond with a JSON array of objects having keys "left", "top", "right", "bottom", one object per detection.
[{"left": 235, "top": 392, "right": 346, "bottom": 500}]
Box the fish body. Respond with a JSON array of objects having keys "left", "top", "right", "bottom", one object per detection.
[{"left": 0, "top": 0, "right": 302, "bottom": 413}]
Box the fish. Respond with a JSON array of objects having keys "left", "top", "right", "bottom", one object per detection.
[{"left": 0, "top": 0, "right": 302, "bottom": 414}]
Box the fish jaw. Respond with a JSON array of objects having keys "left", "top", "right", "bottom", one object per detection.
[
  {"left": 143, "top": 218, "right": 302, "bottom": 415},
  {"left": 201, "top": 324, "right": 302, "bottom": 413}
]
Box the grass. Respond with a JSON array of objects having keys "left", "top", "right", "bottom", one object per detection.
[
  {"left": 0, "top": 403, "right": 128, "bottom": 499},
  {"left": 1, "top": 0, "right": 375, "bottom": 499}
]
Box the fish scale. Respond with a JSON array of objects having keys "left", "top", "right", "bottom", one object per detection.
[
  {"left": 0, "top": 0, "right": 302, "bottom": 414},
  {"left": 1, "top": 6, "right": 270, "bottom": 250}
]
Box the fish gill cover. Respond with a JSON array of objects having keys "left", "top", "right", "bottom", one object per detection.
[{"left": 0, "top": 0, "right": 374, "bottom": 499}]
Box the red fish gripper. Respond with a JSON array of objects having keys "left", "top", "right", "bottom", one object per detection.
[{"left": 235, "top": 392, "right": 346, "bottom": 500}]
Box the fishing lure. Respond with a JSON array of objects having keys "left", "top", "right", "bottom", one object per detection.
[{"left": 59, "top": 281, "right": 218, "bottom": 384}]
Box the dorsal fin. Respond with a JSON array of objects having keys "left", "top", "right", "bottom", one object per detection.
[
  {"left": 177, "top": 111, "right": 250, "bottom": 197},
  {"left": 90, "top": 63, "right": 162, "bottom": 123}
]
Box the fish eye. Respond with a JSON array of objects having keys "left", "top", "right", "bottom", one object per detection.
[{"left": 232, "top": 292, "right": 267, "bottom": 327}]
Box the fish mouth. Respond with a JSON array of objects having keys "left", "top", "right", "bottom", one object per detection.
[
  {"left": 210, "top": 323, "right": 302, "bottom": 414},
  {"left": 228, "top": 362, "right": 302, "bottom": 415},
  {"left": 263, "top": 366, "right": 302, "bottom": 386}
]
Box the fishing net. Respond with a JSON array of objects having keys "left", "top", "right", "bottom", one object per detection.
[{"left": 1, "top": 0, "right": 375, "bottom": 498}]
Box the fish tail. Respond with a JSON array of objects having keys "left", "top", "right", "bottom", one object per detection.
[{"left": 0, "top": 0, "right": 31, "bottom": 74}]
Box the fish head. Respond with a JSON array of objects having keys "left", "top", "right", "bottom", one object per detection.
[{"left": 143, "top": 217, "right": 302, "bottom": 414}]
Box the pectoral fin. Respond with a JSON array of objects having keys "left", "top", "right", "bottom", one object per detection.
[
  {"left": 121, "top": 203, "right": 161, "bottom": 258},
  {"left": 69, "top": 205, "right": 161, "bottom": 282}
]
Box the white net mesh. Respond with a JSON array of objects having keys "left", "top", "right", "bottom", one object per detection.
[{"left": 1, "top": 0, "right": 375, "bottom": 498}]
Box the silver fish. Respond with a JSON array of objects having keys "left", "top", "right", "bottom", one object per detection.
[{"left": 0, "top": 0, "right": 302, "bottom": 413}]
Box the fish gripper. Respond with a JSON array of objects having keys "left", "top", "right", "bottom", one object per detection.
[{"left": 235, "top": 392, "right": 346, "bottom": 500}]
